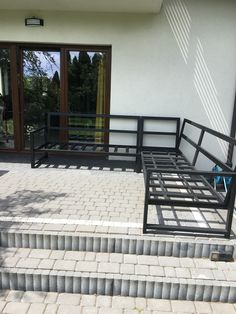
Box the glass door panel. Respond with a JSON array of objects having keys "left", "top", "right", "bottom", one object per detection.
[
  {"left": 22, "top": 50, "right": 60, "bottom": 147},
  {"left": 0, "top": 48, "right": 14, "bottom": 148},
  {"left": 67, "top": 51, "right": 107, "bottom": 143}
]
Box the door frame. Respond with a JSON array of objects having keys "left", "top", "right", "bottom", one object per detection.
[{"left": 0, "top": 42, "right": 112, "bottom": 151}]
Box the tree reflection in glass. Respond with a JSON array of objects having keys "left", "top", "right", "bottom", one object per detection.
[{"left": 0, "top": 48, "right": 14, "bottom": 148}]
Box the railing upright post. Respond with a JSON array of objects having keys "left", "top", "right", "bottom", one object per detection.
[
  {"left": 30, "top": 132, "right": 35, "bottom": 168},
  {"left": 225, "top": 171, "right": 236, "bottom": 238},
  {"left": 136, "top": 116, "right": 144, "bottom": 173},
  {"left": 143, "top": 169, "right": 150, "bottom": 233}
]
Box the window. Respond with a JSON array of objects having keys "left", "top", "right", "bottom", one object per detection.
[{"left": 0, "top": 43, "right": 111, "bottom": 150}]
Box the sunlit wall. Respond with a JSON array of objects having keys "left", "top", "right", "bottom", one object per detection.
[{"left": 0, "top": 0, "right": 235, "bottom": 163}]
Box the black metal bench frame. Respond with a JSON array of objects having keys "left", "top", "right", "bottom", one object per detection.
[
  {"left": 30, "top": 112, "right": 180, "bottom": 172},
  {"left": 142, "top": 119, "right": 236, "bottom": 238}
]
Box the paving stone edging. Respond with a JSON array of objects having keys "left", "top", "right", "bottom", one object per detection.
[
  {"left": 0, "top": 268, "right": 235, "bottom": 303},
  {"left": 0, "top": 231, "right": 234, "bottom": 258}
]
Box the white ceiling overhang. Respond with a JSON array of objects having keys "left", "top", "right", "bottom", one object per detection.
[{"left": 0, "top": 0, "right": 163, "bottom": 13}]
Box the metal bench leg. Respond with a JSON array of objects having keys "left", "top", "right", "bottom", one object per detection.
[
  {"left": 136, "top": 155, "right": 142, "bottom": 173},
  {"left": 31, "top": 150, "right": 36, "bottom": 168},
  {"left": 143, "top": 197, "right": 148, "bottom": 234},
  {"left": 143, "top": 171, "right": 150, "bottom": 233}
]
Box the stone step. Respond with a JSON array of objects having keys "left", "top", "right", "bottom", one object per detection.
[
  {"left": 0, "top": 230, "right": 234, "bottom": 258},
  {"left": 1, "top": 290, "right": 235, "bottom": 314},
  {"left": 0, "top": 247, "right": 235, "bottom": 302}
]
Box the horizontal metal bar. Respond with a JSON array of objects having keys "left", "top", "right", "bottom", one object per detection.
[
  {"left": 145, "top": 223, "right": 227, "bottom": 235},
  {"left": 142, "top": 116, "right": 180, "bottom": 121},
  {"left": 30, "top": 126, "right": 46, "bottom": 134},
  {"left": 184, "top": 119, "right": 236, "bottom": 145},
  {"left": 148, "top": 183, "right": 211, "bottom": 190},
  {"left": 182, "top": 134, "right": 233, "bottom": 172},
  {"left": 146, "top": 168, "right": 235, "bottom": 177},
  {"left": 149, "top": 191, "right": 218, "bottom": 200},
  {"left": 40, "top": 148, "right": 137, "bottom": 157},
  {"left": 48, "top": 112, "right": 140, "bottom": 119},
  {"left": 143, "top": 131, "right": 177, "bottom": 136},
  {"left": 148, "top": 198, "right": 224, "bottom": 208},
  {"left": 48, "top": 127, "right": 138, "bottom": 134}
]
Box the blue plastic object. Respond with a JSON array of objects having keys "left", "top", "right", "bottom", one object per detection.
[{"left": 212, "top": 165, "right": 232, "bottom": 191}]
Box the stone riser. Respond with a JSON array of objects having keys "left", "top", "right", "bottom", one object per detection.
[
  {"left": 0, "top": 270, "right": 235, "bottom": 303},
  {"left": 0, "top": 231, "right": 234, "bottom": 258}
]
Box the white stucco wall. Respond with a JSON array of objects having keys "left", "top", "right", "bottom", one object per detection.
[{"left": 0, "top": 0, "right": 235, "bottom": 165}]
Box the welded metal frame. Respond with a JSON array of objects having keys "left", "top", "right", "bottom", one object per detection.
[
  {"left": 30, "top": 112, "right": 180, "bottom": 171},
  {"left": 142, "top": 118, "right": 236, "bottom": 238}
]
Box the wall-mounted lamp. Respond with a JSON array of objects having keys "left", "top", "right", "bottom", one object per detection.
[{"left": 25, "top": 17, "right": 44, "bottom": 27}]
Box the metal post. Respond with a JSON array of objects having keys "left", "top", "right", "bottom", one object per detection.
[
  {"left": 143, "top": 170, "right": 150, "bottom": 233},
  {"left": 225, "top": 172, "right": 236, "bottom": 238},
  {"left": 136, "top": 117, "right": 144, "bottom": 173},
  {"left": 30, "top": 133, "right": 35, "bottom": 168},
  {"left": 227, "top": 90, "right": 236, "bottom": 166}
]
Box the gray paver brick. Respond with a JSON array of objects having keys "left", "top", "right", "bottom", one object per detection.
[
  {"left": 171, "top": 300, "right": 196, "bottom": 313},
  {"left": 96, "top": 253, "right": 110, "bottom": 262},
  {"left": 16, "top": 257, "right": 40, "bottom": 269},
  {"left": 0, "top": 301, "right": 6, "bottom": 311},
  {"left": 110, "top": 253, "right": 123, "bottom": 263},
  {"left": 194, "top": 301, "right": 212, "bottom": 313},
  {"left": 135, "top": 297, "right": 147, "bottom": 310},
  {"left": 99, "top": 309, "right": 122, "bottom": 314},
  {"left": 81, "top": 295, "right": 96, "bottom": 306},
  {"left": 15, "top": 248, "right": 31, "bottom": 258},
  {"left": 175, "top": 267, "right": 191, "bottom": 278},
  {"left": 64, "top": 251, "right": 85, "bottom": 261},
  {"left": 43, "top": 224, "right": 64, "bottom": 231},
  {"left": 0, "top": 290, "right": 9, "bottom": 301},
  {"left": 76, "top": 261, "right": 98, "bottom": 272},
  {"left": 124, "top": 255, "right": 137, "bottom": 264},
  {"left": 120, "top": 263, "right": 135, "bottom": 274},
  {"left": 38, "top": 259, "right": 55, "bottom": 269},
  {"left": 179, "top": 258, "right": 195, "bottom": 268},
  {"left": 54, "top": 259, "right": 76, "bottom": 271},
  {"left": 44, "top": 304, "right": 59, "bottom": 314},
  {"left": 6, "top": 290, "right": 24, "bottom": 302},
  {"left": 57, "top": 293, "right": 81, "bottom": 305},
  {"left": 135, "top": 265, "right": 149, "bottom": 275},
  {"left": 27, "top": 303, "right": 46, "bottom": 314},
  {"left": 57, "top": 304, "right": 82, "bottom": 314},
  {"left": 81, "top": 306, "right": 98, "bottom": 314},
  {"left": 211, "top": 303, "right": 236, "bottom": 314},
  {"left": 84, "top": 252, "right": 96, "bottom": 261},
  {"left": 149, "top": 265, "right": 165, "bottom": 277},
  {"left": 164, "top": 266, "right": 176, "bottom": 277},
  {"left": 212, "top": 269, "right": 226, "bottom": 281},
  {"left": 194, "top": 259, "right": 217, "bottom": 269},
  {"left": 44, "top": 292, "right": 58, "bottom": 304},
  {"left": 3, "top": 302, "right": 30, "bottom": 314},
  {"left": 112, "top": 296, "right": 135, "bottom": 309},
  {"left": 137, "top": 255, "right": 158, "bottom": 266},
  {"left": 50, "top": 250, "right": 65, "bottom": 260},
  {"left": 147, "top": 299, "right": 171, "bottom": 311},
  {"left": 96, "top": 296, "right": 112, "bottom": 308},
  {"left": 158, "top": 256, "right": 180, "bottom": 267},
  {"left": 29, "top": 249, "right": 51, "bottom": 259},
  {"left": 2, "top": 256, "right": 19, "bottom": 267},
  {"left": 190, "top": 268, "right": 214, "bottom": 280},
  {"left": 22, "top": 291, "right": 47, "bottom": 303},
  {"left": 98, "top": 262, "right": 120, "bottom": 274},
  {"left": 224, "top": 270, "right": 236, "bottom": 281}
]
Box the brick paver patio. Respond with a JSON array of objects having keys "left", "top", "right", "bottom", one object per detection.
[
  {"left": 0, "top": 158, "right": 235, "bottom": 239},
  {"left": 0, "top": 157, "right": 235, "bottom": 310}
]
